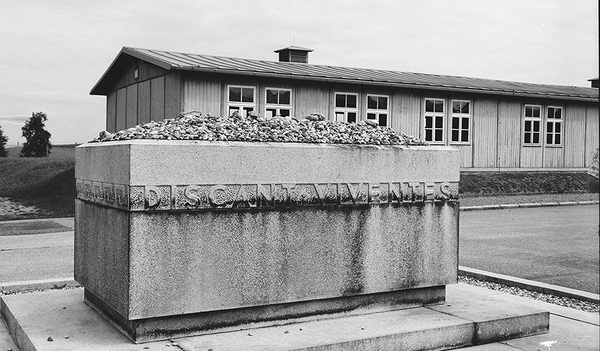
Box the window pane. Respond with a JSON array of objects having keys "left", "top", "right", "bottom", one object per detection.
[
  {"left": 461, "top": 117, "right": 469, "bottom": 129},
  {"left": 435, "top": 116, "right": 443, "bottom": 127},
  {"left": 335, "top": 112, "right": 344, "bottom": 122},
  {"left": 555, "top": 108, "right": 561, "bottom": 119},
  {"left": 426, "top": 99, "right": 434, "bottom": 112},
  {"left": 555, "top": 122, "right": 561, "bottom": 133},
  {"left": 279, "top": 90, "right": 290, "bottom": 105},
  {"left": 524, "top": 121, "right": 531, "bottom": 132},
  {"left": 547, "top": 122, "right": 553, "bottom": 133},
  {"left": 347, "top": 94, "right": 357, "bottom": 108},
  {"left": 525, "top": 106, "right": 532, "bottom": 117},
  {"left": 435, "top": 129, "right": 443, "bottom": 141},
  {"left": 348, "top": 112, "right": 356, "bottom": 123},
  {"left": 379, "top": 114, "right": 387, "bottom": 126},
  {"left": 548, "top": 107, "right": 555, "bottom": 118},
  {"left": 229, "top": 107, "right": 239, "bottom": 115},
  {"left": 533, "top": 107, "right": 540, "bottom": 118},
  {"left": 434, "top": 100, "right": 443, "bottom": 113},
  {"left": 266, "top": 108, "right": 276, "bottom": 118},
  {"left": 452, "top": 130, "right": 459, "bottom": 141},
  {"left": 229, "top": 87, "right": 241, "bottom": 102},
  {"left": 461, "top": 102, "right": 469, "bottom": 114},
  {"left": 533, "top": 133, "right": 539, "bottom": 144},
  {"left": 367, "top": 96, "right": 377, "bottom": 109},
  {"left": 453, "top": 101, "right": 461, "bottom": 113},
  {"left": 378, "top": 96, "right": 387, "bottom": 110},
  {"left": 266, "top": 90, "right": 278, "bottom": 104},
  {"left": 425, "top": 130, "right": 432, "bottom": 141},
  {"left": 242, "top": 88, "right": 254, "bottom": 103},
  {"left": 280, "top": 109, "right": 290, "bottom": 117},
  {"left": 367, "top": 113, "right": 376, "bottom": 120},
  {"left": 461, "top": 130, "right": 469, "bottom": 142},
  {"left": 452, "top": 117, "right": 459, "bottom": 129},
  {"left": 425, "top": 116, "right": 432, "bottom": 128},
  {"left": 335, "top": 94, "right": 345, "bottom": 108},
  {"left": 533, "top": 121, "right": 540, "bottom": 131},
  {"left": 555, "top": 134, "right": 561, "bottom": 144},
  {"left": 524, "top": 133, "right": 531, "bottom": 143},
  {"left": 547, "top": 134, "right": 553, "bottom": 144}
]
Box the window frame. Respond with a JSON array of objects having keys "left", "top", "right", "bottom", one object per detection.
[
  {"left": 522, "top": 104, "right": 542, "bottom": 146},
  {"left": 545, "top": 105, "right": 563, "bottom": 147},
  {"left": 423, "top": 98, "right": 445, "bottom": 144},
  {"left": 265, "top": 87, "right": 292, "bottom": 118},
  {"left": 334, "top": 92, "right": 359, "bottom": 123},
  {"left": 365, "top": 94, "right": 389, "bottom": 127},
  {"left": 227, "top": 85, "right": 256, "bottom": 117},
  {"left": 450, "top": 99, "right": 471, "bottom": 145}
]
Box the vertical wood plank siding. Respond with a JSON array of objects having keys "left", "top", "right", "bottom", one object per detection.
[
  {"left": 393, "top": 91, "right": 421, "bottom": 139},
  {"left": 150, "top": 76, "right": 165, "bottom": 123},
  {"left": 295, "top": 84, "right": 329, "bottom": 118},
  {"left": 165, "top": 72, "right": 183, "bottom": 119},
  {"left": 497, "top": 99, "right": 521, "bottom": 168},
  {"left": 182, "top": 74, "right": 222, "bottom": 116},
  {"left": 116, "top": 88, "right": 127, "bottom": 131},
  {"left": 106, "top": 91, "right": 117, "bottom": 132},
  {"left": 585, "top": 105, "right": 599, "bottom": 167},
  {"left": 471, "top": 98, "right": 497, "bottom": 167},
  {"left": 543, "top": 147, "right": 563, "bottom": 168},
  {"left": 563, "top": 104, "right": 586, "bottom": 168},
  {"left": 138, "top": 80, "right": 151, "bottom": 125},
  {"left": 126, "top": 84, "right": 138, "bottom": 127}
]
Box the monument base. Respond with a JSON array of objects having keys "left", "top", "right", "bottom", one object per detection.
[
  {"left": 0, "top": 286, "right": 550, "bottom": 351},
  {"left": 84, "top": 286, "right": 446, "bottom": 343}
]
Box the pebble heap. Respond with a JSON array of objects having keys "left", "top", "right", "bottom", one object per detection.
[{"left": 91, "top": 111, "right": 425, "bottom": 146}]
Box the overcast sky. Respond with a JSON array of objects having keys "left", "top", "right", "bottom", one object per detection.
[{"left": 0, "top": 0, "right": 598, "bottom": 146}]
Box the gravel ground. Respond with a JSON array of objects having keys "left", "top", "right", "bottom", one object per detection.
[
  {"left": 458, "top": 276, "right": 599, "bottom": 313},
  {"left": 0, "top": 197, "right": 40, "bottom": 218}
]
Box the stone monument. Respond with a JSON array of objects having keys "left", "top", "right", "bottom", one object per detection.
[{"left": 75, "top": 135, "right": 459, "bottom": 343}]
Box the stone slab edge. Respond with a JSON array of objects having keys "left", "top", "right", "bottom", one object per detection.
[
  {"left": 0, "top": 288, "right": 552, "bottom": 351},
  {"left": 458, "top": 266, "right": 600, "bottom": 304},
  {"left": 1, "top": 277, "right": 79, "bottom": 295},
  {"left": 460, "top": 199, "right": 599, "bottom": 211}
]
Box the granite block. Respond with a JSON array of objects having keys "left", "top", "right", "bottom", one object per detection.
[{"left": 74, "top": 140, "right": 460, "bottom": 341}]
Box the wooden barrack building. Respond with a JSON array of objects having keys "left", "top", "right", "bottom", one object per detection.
[{"left": 91, "top": 46, "right": 599, "bottom": 170}]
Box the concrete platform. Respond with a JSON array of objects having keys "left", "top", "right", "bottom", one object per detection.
[{"left": 1, "top": 284, "right": 549, "bottom": 351}]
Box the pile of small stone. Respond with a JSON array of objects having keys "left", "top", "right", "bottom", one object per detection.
[
  {"left": 459, "top": 276, "right": 599, "bottom": 313},
  {"left": 91, "top": 111, "right": 425, "bottom": 145}
]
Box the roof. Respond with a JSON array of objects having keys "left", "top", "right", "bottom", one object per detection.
[
  {"left": 91, "top": 47, "right": 599, "bottom": 102},
  {"left": 274, "top": 45, "right": 314, "bottom": 53}
]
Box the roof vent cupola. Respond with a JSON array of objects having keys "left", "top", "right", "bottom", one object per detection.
[{"left": 274, "top": 46, "right": 313, "bottom": 64}]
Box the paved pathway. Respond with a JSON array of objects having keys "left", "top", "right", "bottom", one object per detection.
[{"left": 460, "top": 204, "right": 599, "bottom": 294}]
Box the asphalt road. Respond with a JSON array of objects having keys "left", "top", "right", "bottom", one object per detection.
[
  {"left": 0, "top": 231, "right": 73, "bottom": 282},
  {"left": 460, "top": 205, "right": 600, "bottom": 294},
  {"left": 1, "top": 206, "right": 599, "bottom": 295}
]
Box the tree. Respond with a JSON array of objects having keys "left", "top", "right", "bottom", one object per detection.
[
  {"left": 20, "top": 112, "right": 52, "bottom": 157},
  {"left": 0, "top": 126, "right": 8, "bottom": 157}
]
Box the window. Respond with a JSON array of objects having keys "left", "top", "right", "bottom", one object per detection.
[
  {"left": 228, "top": 86, "right": 255, "bottom": 117},
  {"left": 523, "top": 104, "right": 541, "bottom": 145},
  {"left": 334, "top": 93, "right": 358, "bottom": 123},
  {"left": 366, "top": 94, "right": 389, "bottom": 127},
  {"left": 546, "top": 106, "right": 562, "bottom": 146},
  {"left": 424, "top": 98, "right": 445, "bottom": 143},
  {"left": 265, "top": 88, "right": 292, "bottom": 118},
  {"left": 450, "top": 100, "right": 470, "bottom": 144}
]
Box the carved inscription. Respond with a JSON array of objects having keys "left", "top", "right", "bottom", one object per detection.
[{"left": 76, "top": 179, "right": 458, "bottom": 211}]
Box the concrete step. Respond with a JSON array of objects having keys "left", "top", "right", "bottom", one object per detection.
[{"left": 1, "top": 286, "right": 548, "bottom": 351}]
